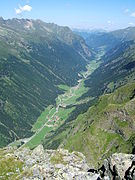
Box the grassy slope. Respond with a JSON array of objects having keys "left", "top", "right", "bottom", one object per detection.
[
  {"left": 0, "top": 148, "right": 24, "bottom": 180},
  {"left": 57, "top": 83, "right": 135, "bottom": 168}
]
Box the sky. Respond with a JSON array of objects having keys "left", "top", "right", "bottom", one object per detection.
[{"left": 1, "top": 0, "right": 135, "bottom": 31}]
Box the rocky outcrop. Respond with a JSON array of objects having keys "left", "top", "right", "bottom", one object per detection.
[
  {"left": 87, "top": 153, "right": 135, "bottom": 180},
  {"left": 101, "top": 153, "right": 135, "bottom": 180},
  {"left": 0, "top": 145, "right": 135, "bottom": 179},
  {"left": 1, "top": 145, "right": 100, "bottom": 179}
]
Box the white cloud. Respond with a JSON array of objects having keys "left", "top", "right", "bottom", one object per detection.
[
  {"left": 21, "top": 5, "right": 32, "bottom": 12},
  {"left": 107, "top": 20, "right": 111, "bottom": 24},
  {"left": 107, "top": 20, "right": 112, "bottom": 25},
  {"left": 15, "top": 5, "right": 32, "bottom": 15},
  {"left": 15, "top": 8, "right": 22, "bottom": 15},
  {"left": 131, "top": 12, "right": 135, "bottom": 17},
  {"left": 124, "top": 9, "right": 129, "bottom": 13},
  {"left": 129, "top": 22, "right": 135, "bottom": 26}
]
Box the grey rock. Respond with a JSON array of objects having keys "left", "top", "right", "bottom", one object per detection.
[
  {"left": 104, "top": 153, "right": 135, "bottom": 180},
  {"left": 2, "top": 144, "right": 135, "bottom": 180}
]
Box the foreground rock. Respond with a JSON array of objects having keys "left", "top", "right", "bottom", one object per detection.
[
  {"left": 103, "top": 153, "right": 135, "bottom": 179},
  {"left": 17, "top": 145, "right": 100, "bottom": 179},
  {"left": 0, "top": 145, "right": 100, "bottom": 179},
  {"left": 0, "top": 145, "right": 135, "bottom": 179}
]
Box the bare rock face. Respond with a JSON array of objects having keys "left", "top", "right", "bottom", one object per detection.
[
  {"left": 12, "top": 145, "right": 100, "bottom": 179},
  {"left": 1, "top": 145, "right": 135, "bottom": 179},
  {"left": 101, "top": 153, "right": 135, "bottom": 180}
]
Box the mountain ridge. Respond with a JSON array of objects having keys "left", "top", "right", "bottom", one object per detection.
[{"left": 0, "top": 19, "right": 135, "bottom": 177}]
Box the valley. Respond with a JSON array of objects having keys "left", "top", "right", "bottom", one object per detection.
[
  {"left": 1, "top": 1, "right": 135, "bottom": 178},
  {"left": 21, "top": 52, "right": 103, "bottom": 149},
  {"left": 0, "top": 18, "right": 92, "bottom": 147}
]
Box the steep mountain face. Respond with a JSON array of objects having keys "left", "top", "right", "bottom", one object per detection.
[
  {"left": 42, "top": 27, "right": 135, "bottom": 167},
  {"left": 86, "top": 32, "right": 120, "bottom": 51},
  {"left": 73, "top": 28, "right": 135, "bottom": 100},
  {"left": 0, "top": 18, "right": 91, "bottom": 147},
  {"left": 43, "top": 83, "right": 135, "bottom": 168},
  {"left": 62, "top": 83, "right": 135, "bottom": 167},
  {"left": 77, "top": 27, "right": 135, "bottom": 52},
  {"left": 84, "top": 40, "right": 135, "bottom": 98},
  {"left": 73, "top": 29, "right": 107, "bottom": 40},
  {"left": 111, "top": 26, "right": 135, "bottom": 41}
]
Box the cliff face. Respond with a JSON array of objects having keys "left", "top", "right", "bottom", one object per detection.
[{"left": 0, "top": 145, "right": 135, "bottom": 179}]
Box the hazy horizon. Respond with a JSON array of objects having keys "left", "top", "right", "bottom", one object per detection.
[
  {"left": 1, "top": 16, "right": 135, "bottom": 33},
  {"left": 1, "top": 0, "right": 135, "bottom": 31}
]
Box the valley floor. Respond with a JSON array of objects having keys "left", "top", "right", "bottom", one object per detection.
[{"left": 13, "top": 51, "right": 104, "bottom": 149}]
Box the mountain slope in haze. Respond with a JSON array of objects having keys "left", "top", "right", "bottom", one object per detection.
[
  {"left": 73, "top": 29, "right": 107, "bottom": 40},
  {"left": 0, "top": 18, "right": 92, "bottom": 147},
  {"left": 75, "top": 27, "right": 135, "bottom": 100},
  {"left": 84, "top": 40, "right": 135, "bottom": 99},
  {"left": 76, "top": 27, "right": 135, "bottom": 52},
  {"left": 75, "top": 30, "right": 119, "bottom": 51}
]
